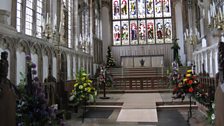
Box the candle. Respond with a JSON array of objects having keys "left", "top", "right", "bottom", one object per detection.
[
  {"left": 54, "top": 14, "right": 57, "bottom": 26},
  {"left": 219, "top": 7, "right": 222, "bottom": 20},
  {"left": 208, "top": 10, "right": 211, "bottom": 24},
  {"left": 186, "top": 29, "right": 188, "bottom": 36},
  {"left": 59, "top": 22, "right": 62, "bottom": 33},
  {"left": 46, "top": 13, "right": 49, "bottom": 24}
]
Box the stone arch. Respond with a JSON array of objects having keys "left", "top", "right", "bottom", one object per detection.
[
  {"left": 16, "top": 39, "right": 29, "bottom": 85},
  {"left": 42, "top": 46, "right": 52, "bottom": 81},
  {"left": 31, "top": 43, "right": 43, "bottom": 80},
  {"left": 17, "top": 39, "right": 30, "bottom": 54}
]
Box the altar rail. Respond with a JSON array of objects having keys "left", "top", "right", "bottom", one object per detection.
[{"left": 113, "top": 76, "right": 169, "bottom": 90}]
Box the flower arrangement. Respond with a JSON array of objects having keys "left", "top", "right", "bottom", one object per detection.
[
  {"left": 172, "top": 69, "right": 199, "bottom": 100},
  {"left": 69, "top": 69, "right": 97, "bottom": 105},
  {"left": 16, "top": 55, "right": 59, "bottom": 126},
  {"left": 207, "top": 103, "right": 215, "bottom": 125}
]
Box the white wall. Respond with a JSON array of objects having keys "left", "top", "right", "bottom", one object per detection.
[
  {"left": 43, "top": 55, "right": 48, "bottom": 81},
  {"left": 52, "top": 56, "right": 57, "bottom": 79},
  {"left": 16, "top": 51, "right": 26, "bottom": 85},
  {"left": 67, "top": 55, "right": 71, "bottom": 80},
  {"left": 0, "top": 0, "right": 12, "bottom": 12}
]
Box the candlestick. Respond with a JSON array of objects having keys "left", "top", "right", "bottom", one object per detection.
[{"left": 219, "top": 7, "right": 222, "bottom": 20}]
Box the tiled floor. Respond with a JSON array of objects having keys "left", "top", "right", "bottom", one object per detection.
[{"left": 65, "top": 93, "right": 210, "bottom": 126}]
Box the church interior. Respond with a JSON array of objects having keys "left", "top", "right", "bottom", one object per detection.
[{"left": 0, "top": 0, "right": 224, "bottom": 125}]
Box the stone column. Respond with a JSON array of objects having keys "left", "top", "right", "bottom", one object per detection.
[
  {"left": 0, "top": 0, "right": 12, "bottom": 25},
  {"left": 210, "top": 50, "right": 213, "bottom": 77},
  {"left": 215, "top": 49, "right": 219, "bottom": 74},
  {"left": 73, "top": 0, "right": 78, "bottom": 51},
  {"left": 201, "top": 52, "right": 204, "bottom": 73},
  {"left": 204, "top": 52, "right": 208, "bottom": 73},
  {"left": 207, "top": 50, "right": 210, "bottom": 75}
]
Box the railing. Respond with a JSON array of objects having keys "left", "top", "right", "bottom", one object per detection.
[
  {"left": 113, "top": 76, "right": 169, "bottom": 90},
  {"left": 194, "top": 75, "right": 218, "bottom": 108}
]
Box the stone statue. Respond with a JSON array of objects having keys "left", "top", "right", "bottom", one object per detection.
[
  {"left": 0, "top": 51, "right": 17, "bottom": 126},
  {"left": 171, "top": 39, "right": 180, "bottom": 61},
  {"left": 44, "top": 66, "right": 56, "bottom": 83},
  {"left": 0, "top": 51, "right": 9, "bottom": 79}
]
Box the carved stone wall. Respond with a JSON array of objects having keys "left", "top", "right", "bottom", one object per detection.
[{"left": 0, "top": 31, "right": 93, "bottom": 85}]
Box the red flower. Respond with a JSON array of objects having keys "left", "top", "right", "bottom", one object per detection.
[
  {"left": 188, "top": 80, "right": 193, "bottom": 85},
  {"left": 189, "top": 87, "right": 194, "bottom": 93}
]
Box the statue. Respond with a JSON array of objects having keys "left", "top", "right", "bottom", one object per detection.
[
  {"left": 171, "top": 38, "right": 180, "bottom": 61},
  {"left": 140, "top": 59, "right": 145, "bottom": 67},
  {"left": 0, "top": 51, "right": 9, "bottom": 79},
  {"left": 0, "top": 51, "right": 17, "bottom": 126}
]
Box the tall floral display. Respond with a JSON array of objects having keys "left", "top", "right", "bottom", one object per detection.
[
  {"left": 69, "top": 69, "right": 97, "bottom": 105},
  {"left": 172, "top": 69, "right": 199, "bottom": 100},
  {"left": 106, "top": 46, "right": 116, "bottom": 68},
  {"left": 16, "top": 56, "right": 57, "bottom": 125}
]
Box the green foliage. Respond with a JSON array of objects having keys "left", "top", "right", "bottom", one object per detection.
[
  {"left": 106, "top": 46, "right": 116, "bottom": 68},
  {"left": 69, "top": 69, "right": 97, "bottom": 105}
]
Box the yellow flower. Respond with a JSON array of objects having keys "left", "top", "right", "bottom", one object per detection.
[
  {"left": 87, "top": 87, "right": 91, "bottom": 93},
  {"left": 74, "top": 83, "right": 78, "bottom": 87},
  {"left": 187, "top": 70, "right": 192, "bottom": 73},
  {"left": 79, "top": 85, "right": 83, "bottom": 90},
  {"left": 186, "top": 74, "right": 191, "bottom": 77},
  {"left": 183, "top": 78, "right": 187, "bottom": 82},
  {"left": 81, "top": 77, "right": 85, "bottom": 81},
  {"left": 87, "top": 80, "right": 92, "bottom": 83}
]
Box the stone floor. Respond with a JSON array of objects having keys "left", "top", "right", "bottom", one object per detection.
[{"left": 64, "top": 93, "right": 210, "bottom": 126}]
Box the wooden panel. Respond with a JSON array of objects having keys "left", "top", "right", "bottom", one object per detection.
[
  {"left": 151, "top": 56, "right": 163, "bottom": 67},
  {"left": 111, "top": 44, "right": 173, "bottom": 67}
]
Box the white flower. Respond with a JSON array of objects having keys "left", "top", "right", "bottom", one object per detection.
[
  {"left": 211, "top": 113, "right": 215, "bottom": 120},
  {"left": 69, "top": 95, "right": 75, "bottom": 101},
  {"left": 212, "top": 103, "right": 215, "bottom": 109}
]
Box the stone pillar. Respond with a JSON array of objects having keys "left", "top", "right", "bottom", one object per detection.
[
  {"left": 204, "top": 52, "right": 208, "bottom": 73},
  {"left": 209, "top": 50, "right": 215, "bottom": 77},
  {"left": 73, "top": 0, "right": 78, "bottom": 51},
  {"left": 201, "top": 52, "right": 204, "bottom": 73},
  {"left": 175, "top": 1, "right": 186, "bottom": 65},
  {"left": 0, "top": 0, "right": 12, "bottom": 25},
  {"left": 207, "top": 50, "right": 210, "bottom": 75},
  {"left": 215, "top": 49, "right": 219, "bottom": 74}
]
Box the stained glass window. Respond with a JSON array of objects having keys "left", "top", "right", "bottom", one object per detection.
[
  {"left": 163, "top": 0, "right": 171, "bottom": 17},
  {"left": 121, "top": 21, "right": 129, "bottom": 45},
  {"left": 147, "top": 20, "right": 155, "bottom": 44},
  {"left": 138, "top": 20, "right": 146, "bottom": 44},
  {"left": 113, "top": 0, "right": 120, "bottom": 19},
  {"left": 129, "top": 0, "right": 137, "bottom": 18},
  {"left": 146, "top": 0, "right": 154, "bottom": 18},
  {"left": 155, "top": 19, "right": 163, "bottom": 43},
  {"left": 155, "top": 0, "right": 162, "bottom": 17},
  {"left": 130, "top": 20, "right": 138, "bottom": 45},
  {"left": 113, "top": 21, "right": 121, "bottom": 45},
  {"left": 138, "top": 0, "right": 145, "bottom": 18},
  {"left": 164, "top": 19, "right": 172, "bottom": 43},
  {"left": 121, "top": 0, "right": 128, "bottom": 19},
  {"left": 112, "top": 0, "right": 172, "bottom": 45}
]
